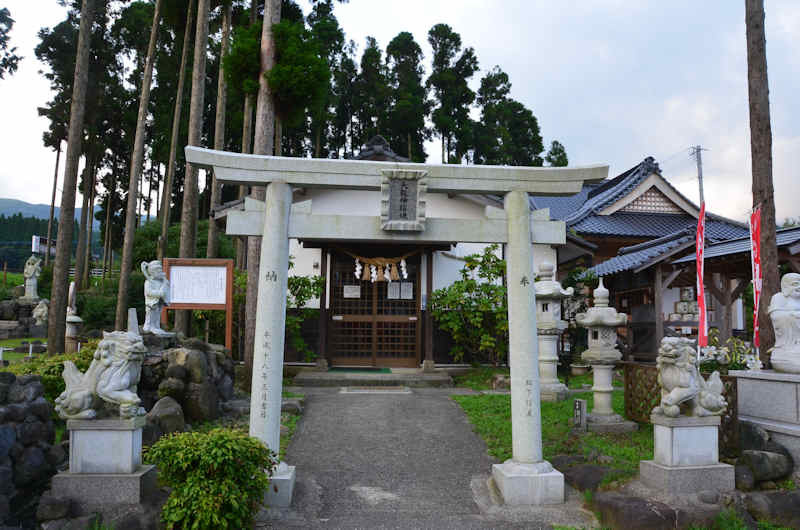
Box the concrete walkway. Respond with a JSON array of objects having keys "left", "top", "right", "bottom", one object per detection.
[{"left": 257, "top": 387, "right": 593, "bottom": 529}]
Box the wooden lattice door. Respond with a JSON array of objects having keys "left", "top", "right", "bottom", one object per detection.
[{"left": 329, "top": 249, "right": 421, "bottom": 368}]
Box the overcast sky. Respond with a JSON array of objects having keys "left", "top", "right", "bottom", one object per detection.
[{"left": 1, "top": 0, "right": 798, "bottom": 224}]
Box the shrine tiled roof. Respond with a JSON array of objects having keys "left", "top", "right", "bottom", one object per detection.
[
  {"left": 672, "top": 225, "right": 800, "bottom": 264},
  {"left": 570, "top": 212, "right": 748, "bottom": 240},
  {"left": 588, "top": 230, "right": 695, "bottom": 277}
]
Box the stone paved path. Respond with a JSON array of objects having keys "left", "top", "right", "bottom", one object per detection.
[{"left": 256, "top": 387, "right": 566, "bottom": 529}]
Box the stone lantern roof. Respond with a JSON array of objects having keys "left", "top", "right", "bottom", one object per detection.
[
  {"left": 575, "top": 278, "right": 628, "bottom": 363},
  {"left": 535, "top": 262, "right": 574, "bottom": 300}
]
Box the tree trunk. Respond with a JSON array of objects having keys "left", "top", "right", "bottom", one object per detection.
[
  {"left": 155, "top": 162, "right": 161, "bottom": 220},
  {"left": 83, "top": 173, "right": 96, "bottom": 287},
  {"left": 746, "top": 0, "right": 779, "bottom": 363},
  {"left": 244, "top": 0, "right": 281, "bottom": 387},
  {"left": 45, "top": 143, "right": 61, "bottom": 267},
  {"left": 175, "top": 0, "right": 210, "bottom": 335},
  {"left": 146, "top": 161, "right": 153, "bottom": 224},
  {"left": 48, "top": 0, "right": 95, "bottom": 355},
  {"left": 74, "top": 161, "right": 92, "bottom": 290},
  {"left": 207, "top": 2, "right": 232, "bottom": 259},
  {"left": 115, "top": 0, "right": 163, "bottom": 329},
  {"left": 102, "top": 183, "right": 113, "bottom": 280},
  {"left": 158, "top": 0, "right": 196, "bottom": 261},
  {"left": 408, "top": 132, "right": 412, "bottom": 160}
]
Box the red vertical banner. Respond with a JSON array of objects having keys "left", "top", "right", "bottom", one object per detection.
[
  {"left": 696, "top": 202, "right": 708, "bottom": 347},
  {"left": 750, "top": 207, "right": 763, "bottom": 349}
]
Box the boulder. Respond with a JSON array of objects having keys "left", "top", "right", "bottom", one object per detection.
[
  {"left": 281, "top": 398, "right": 303, "bottom": 415},
  {"left": 16, "top": 416, "right": 45, "bottom": 446},
  {"left": 736, "top": 464, "right": 756, "bottom": 491},
  {"left": 0, "top": 493, "right": 8, "bottom": 522},
  {"left": 164, "top": 364, "right": 188, "bottom": 381},
  {"left": 562, "top": 464, "right": 613, "bottom": 492},
  {"left": 36, "top": 493, "right": 72, "bottom": 522},
  {"left": 0, "top": 300, "right": 17, "bottom": 320},
  {"left": 13, "top": 445, "right": 49, "bottom": 486},
  {"left": 491, "top": 374, "right": 510, "bottom": 390},
  {"left": 5, "top": 403, "right": 27, "bottom": 422},
  {"left": 146, "top": 396, "right": 185, "bottom": 435},
  {"left": 183, "top": 382, "right": 219, "bottom": 422},
  {"left": 157, "top": 378, "right": 186, "bottom": 401},
  {"left": 166, "top": 348, "right": 208, "bottom": 384},
  {"left": 16, "top": 374, "right": 42, "bottom": 385},
  {"left": 744, "top": 491, "right": 800, "bottom": 528},
  {"left": 0, "top": 372, "right": 15, "bottom": 385},
  {"left": 592, "top": 492, "right": 691, "bottom": 530},
  {"left": 0, "top": 464, "right": 12, "bottom": 494},
  {"left": 46, "top": 442, "right": 67, "bottom": 468},
  {"left": 0, "top": 425, "right": 15, "bottom": 461},
  {"left": 0, "top": 383, "right": 8, "bottom": 405},
  {"left": 217, "top": 375, "right": 234, "bottom": 401},
  {"left": 739, "top": 450, "right": 793, "bottom": 482},
  {"left": 28, "top": 397, "right": 52, "bottom": 422}
]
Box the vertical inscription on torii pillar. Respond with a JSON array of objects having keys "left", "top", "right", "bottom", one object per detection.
[{"left": 380, "top": 169, "right": 427, "bottom": 232}]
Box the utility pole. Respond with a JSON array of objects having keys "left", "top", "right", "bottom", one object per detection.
[{"left": 690, "top": 145, "right": 705, "bottom": 204}]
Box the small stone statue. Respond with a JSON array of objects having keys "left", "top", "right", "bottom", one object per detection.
[
  {"left": 653, "top": 337, "right": 727, "bottom": 418},
  {"left": 768, "top": 273, "right": 800, "bottom": 373},
  {"left": 55, "top": 330, "right": 147, "bottom": 419},
  {"left": 23, "top": 255, "right": 42, "bottom": 300},
  {"left": 32, "top": 299, "right": 49, "bottom": 326},
  {"left": 67, "top": 281, "right": 78, "bottom": 316},
  {"left": 141, "top": 260, "right": 171, "bottom": 335}
]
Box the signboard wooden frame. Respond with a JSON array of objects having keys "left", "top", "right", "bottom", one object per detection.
[{"left": 161, "top": 258, "right": 234, "bottom": 352}]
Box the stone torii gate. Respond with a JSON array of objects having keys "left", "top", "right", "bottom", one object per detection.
[{"left": 186, "top": 146, "right": 608, "bottom": 507}]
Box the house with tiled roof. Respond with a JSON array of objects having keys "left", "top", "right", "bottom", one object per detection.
[{"left": 532, "top": 156, "right": 749, "bottom": 357}]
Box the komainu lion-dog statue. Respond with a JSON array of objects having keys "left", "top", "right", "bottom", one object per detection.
[{"left": 652, "top": 337, "right": 727, "bottom": 418}]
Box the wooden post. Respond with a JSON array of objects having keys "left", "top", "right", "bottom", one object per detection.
[
  {"left": 721, "top": 273, "right": 733, "bottom": 343},
  {"left": 423, "top": 248, "right": 435, "bottom": 372},
  {"left": 317, "top": 249, "right": 328, "bottom": 370},
  {"left": 654, "top": 265, "right": 664, "bottom": 349}
]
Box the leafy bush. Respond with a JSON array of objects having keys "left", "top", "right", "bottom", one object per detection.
[
  {"left": 145, "top": 428, "right": 277, "bottom": 529},
  {"left": 8, "top": 341, "right": 97, "bottom": 404},
  {"left": 429, "top": 244, "right": 508, "bottom": 364},
  {"left": 286, "top": 269, "right": 324, "bottom": 362},
  {"left": 76, "top": 272, "right": 145, "bottom": 331}
]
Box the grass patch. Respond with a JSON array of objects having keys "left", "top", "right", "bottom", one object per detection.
[
  {"left": 688, "top": 508, "right": 795, "bottom": 530},
  {"left": 2, "top": 272, "right": 24, "bottom": 287},
  {"left": 282, "top": 391, "right": 304, "bottom": 399},
  {"left": 452, "top": 366, "right": 509, "bottom": 390},
  {"left": 1, "top": 349, "right": 28, "bottom": 364},
  {"left": 452, "top": 389, "right": 653, "bottom": 484}
]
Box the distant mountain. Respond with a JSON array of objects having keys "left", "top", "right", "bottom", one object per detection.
[{"left": 0, "top": 198, "right": 100, "bottom": 230}]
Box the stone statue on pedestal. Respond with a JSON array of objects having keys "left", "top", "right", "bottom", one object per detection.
[
  {"left": 55, "top": 330, "right": 147, "bottom": 419},
  {"left": 23, "top": 255, "right": 42, "bottom": 300},
  {"left": 653, "top": 337, "right": 726, "bottom": 418},
  {"left": 32, "top": 299, "right": 49, "bottom": 326},
  {"left": 141, "top": 260, "right": 172, "bottom": 335},
  {"left": 768, "top": 273, "right": 800, "bottom": 373}
]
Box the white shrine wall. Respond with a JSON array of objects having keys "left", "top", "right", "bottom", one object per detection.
[{"left": 286, "top": 189, "right": 557, "bottom": 309}]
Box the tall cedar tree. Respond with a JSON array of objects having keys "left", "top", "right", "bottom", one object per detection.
[
  {"left": 0, "top": 7, "right": 20, "bottom": 78},
  {"left": 115, "top": 0, "right": 163, "bottom": 329},
  {"left": 307, "top": 0, "right": 344, "bottom": 157},
  {"left": 175, "top": 0, "right": 210, "bottom": 335},
  {"left": 546, "top": 140, "right": 568, "bottom": 167},
  {"left": 48, "top": 0, "right": 95, "bottom": 354},
  {"left": 353, "top": 37, "right": 389, "bottom": 148},
  {"left": 745, "top": 0, "right": 779, "bottom": 361},
  {"left": 426, "top": 24, "right": 478, "bottom": 163},
  {"left": 385, "top": 31, "right": 429, "bottom": 162}
]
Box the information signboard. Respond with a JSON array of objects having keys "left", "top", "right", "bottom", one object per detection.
[{"left": 161, "top": 258, "right": 234, "bottom": 352}]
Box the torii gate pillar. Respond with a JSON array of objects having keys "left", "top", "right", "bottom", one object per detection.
[
  {"left": 493, "top": 190, "right": 564, "bottom": 505},
  {"left": 249, "top": 180, "right": 295, "bottom": 506}
]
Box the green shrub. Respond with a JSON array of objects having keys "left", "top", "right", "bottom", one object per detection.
[
  {"left": 76, "top": 272, "right": 145, "bottom": 331},
  {"left": 8, "top": 341, "right": 97, "bottom": 404},
  {"left": 145, "top": 428, "right": 277, "bottom": 529},
  {"left": 132, "top": 219, "right": 234, "bottom": 265}
]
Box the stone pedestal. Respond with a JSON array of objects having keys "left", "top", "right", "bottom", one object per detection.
[
  {"left": 22, "top": 277, "right": 39, "bottom": 302},
  {"left": 538, "top": 332, "right": 568, "bottom": 401},
  {"left": 640, "top": 414, "right": 734, "bottom": 494},
  {"left": 315, "top": 356, "right": 329, "bottom": 371},
  {"left": 492, "top": 460, "right": 565, "bottom": 505},
  {"left": 52, "top": 416, "right": 155, "bottom": 511},
  {"left": 730, "top": 370, "right": 800, "bottom": 465},
  {"left": 586, "top": 364, "right": 636, "bottom": 433},
  {"left": 65, "top": 315, "right": 83, "bottom": 354},
  {"left": 421, "top": 359, "right": 436, "bottom": 373},
  {"left": 265, "top": 462, "right": 296, "bottom": 508}
]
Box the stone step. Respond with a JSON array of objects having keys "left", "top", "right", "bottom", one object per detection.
[{"left": 0, "top": 320, "right": 20, "bottom": 330}]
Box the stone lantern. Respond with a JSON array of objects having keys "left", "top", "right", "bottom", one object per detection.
[
  {"left": 535, "top": 262, "right": 573, "bottom": 401},
  {"left": 575, "top": 278, "right": 636, "bottom": 432}
]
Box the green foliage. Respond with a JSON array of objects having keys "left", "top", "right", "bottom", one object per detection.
[
  {"left": 546, "top": 140, "right": 569, "bottom": 167},
  {"left": 429, "top": 244, "right": 508, "bottom": 364},
  {"left": 76, "top": 272, "right": 145, "bottom": 331},
  {"left": 286, "top": 267, "right": 324, "bottom": 362},
  {"left": 385, "top": 31, "right": 430, "bottom": 161},
  {"left": 224, "top": 21, "right": 262, "bottom": 96},
  {"left": 267, "top": 20, "right": 330, "bottom": 128},
  {"left": 699, "top": 328, "right": 751, "bottom": 373},
  {"left": 452, "top": 366, "right": 508, "bottom": 391},
  {"left": 0, "top": 7, "right": 21, "bottom": 79},
  {"left": 132, "top": 219, "right": 234, "bottom": 265},
  {"left": 7, "top": 341, "right": 97, "bottom": 404},
  {"left": 145, "top": 429, "right": 277, "bottom": 529}
]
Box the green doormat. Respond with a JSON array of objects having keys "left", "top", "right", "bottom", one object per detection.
[{"left": 328, "top": 367, "right": 392, "bottom": 374}]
